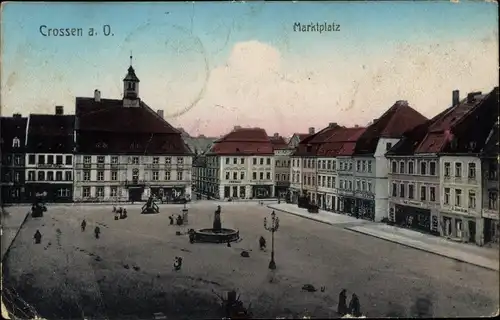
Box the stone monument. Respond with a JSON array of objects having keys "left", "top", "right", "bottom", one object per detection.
[{"left": 213, "top": 205, "right": 222, "bottom": 232}]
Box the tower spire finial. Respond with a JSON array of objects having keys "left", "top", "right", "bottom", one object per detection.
[{"left": 130, "top": 51, "right": 133, "bottom": 67}]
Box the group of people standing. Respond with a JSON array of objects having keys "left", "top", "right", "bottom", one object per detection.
[
  {"left": 338, "top": 289, "right": 362, "bottom": 317},
  {"left": 81, "top": 219, "right": 101, "bottom": 239},
  {"left": 33, "top": 218, "right": 101, "bottom": 244}
]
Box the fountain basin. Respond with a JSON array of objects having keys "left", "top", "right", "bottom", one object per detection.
[{"left": 193, "top": 228, "right": 240, "bottom": 243}]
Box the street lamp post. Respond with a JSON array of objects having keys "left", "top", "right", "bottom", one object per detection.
[{"left": 264, "top": 210, "right": 280, "bottom": 270}]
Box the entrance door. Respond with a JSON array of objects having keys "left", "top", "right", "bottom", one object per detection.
[
  {"left": 468, "top": 220, "right": 476, "bottom": 243},
  {"left": 484, "top": 218, "right": 492, "bottom": 243},
  {"left": 129, "top": 188, "right": 143, "bottom": 202}
]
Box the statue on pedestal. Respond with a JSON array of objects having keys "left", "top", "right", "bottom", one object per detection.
[{"left": 213, "top": 205, "right": 222, "bottom": 232}]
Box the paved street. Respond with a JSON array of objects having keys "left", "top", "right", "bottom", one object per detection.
[
  {"left": 2, "top": 202, "right": 499, "bottom": 319},
  {"left": 269, "top": 203, "right": 500, "bottom": 271},
  {"left": 1, "top": 207, "right": 30, "bottom": 261}
]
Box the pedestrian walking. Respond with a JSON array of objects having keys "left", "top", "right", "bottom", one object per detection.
[
  {"left": 349, "top": 293, "right": 361, "bottom": 317},
  {"left": 259, "top": 236, "right": 266, "bottom": 250},
  {"left": 81, "top": 219, "right": 87, "bottom": 232},
  {"left": 34, "top": 230, "right": 42, "bottom": 244},
  {"left": 337, "top": 289, "right": 347, "bottom": 316},
  {"left": 94, "top": 226, "right": 101, "bottom": 239},
  {"left": 174, "top": 256, "right": 183, "bottom": 271}
]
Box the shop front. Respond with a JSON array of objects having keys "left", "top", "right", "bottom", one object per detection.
[
  {"left": 394, "top": 203, "right": 432, "bottom": 233},
  {"left": 1, "top": 185, "right": 27, "bottom": 204},
  {"left": 223, "top": 185, "right": 246, "bottom": 199},
  {"left": 337, "top": 196, "right": 355, "bottom": 215},
  {"left": 484, "top": 218, "right": 499, "bottom": 245},
  {"left": 25, "top": 183, "right": 73, "bottom": 203},
  {"left": 440, "top": 208, "right": 483, "bottom": 244},
  {"left": 274, "top": 184, "right": 289, "bottom": 200},
  {"left": 149, "top": 186, "right": 186, "bottom": 202},
  {"left": 354, "top": 194, "right": 375, "bottom": 221},
  {"left": 252, "top": 185, "right": 272, "bottom": 199}
]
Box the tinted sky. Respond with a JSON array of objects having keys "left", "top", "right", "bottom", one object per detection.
[{"left": 1, "top": 1, "right": 498, "bottom": 136}]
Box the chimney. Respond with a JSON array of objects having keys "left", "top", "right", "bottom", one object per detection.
[
  {"left": 354, "top": 124, "right": 359, "bottom": 128},
  {"left": 467, "top": 91, "right": 482, "bottom": 103},
  {"left": 234, "top": 125, "right": 242, "bottom": 131},
  {"left": 372, "top": 118, "right": 378, "bottom": 124},
  {"left": 13, "top": 113, "right": 21, "bottom": 117},
  {"left": 94, "top": 89, "right": 101, "bottom": 102},
  {"left": 329, "top": 122, "right": 338, "bottom": 127},
  {"left": 157, "top": 109, "right": 164, "bottom": 119},
  {"left": 55, "top": 106, "right": 64, "bottom": 115},
  {"left": 308, "top": 127, "right": 315, "bottom": 134},
  {"left": 273, "top": 133, "right": 279, "bottom": 138},
  {"left": 396, "top": 100, "right": 408, "bottom": 106},
  {"left": 452, "top": 90, "right": 459, "bottom": 106}
]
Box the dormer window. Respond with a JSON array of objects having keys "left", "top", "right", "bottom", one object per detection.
[{"left": 12, "top": 137, "right": 20, "bottom": 148}]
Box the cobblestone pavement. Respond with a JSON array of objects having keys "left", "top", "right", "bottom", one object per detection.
[{"left": 2, "top": 202, "right": 498, "bottom": 319}]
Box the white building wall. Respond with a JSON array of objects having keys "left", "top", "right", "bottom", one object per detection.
[
  {"left": 217, "top": 155, "right": 275, "bottom": 199},
  {"left": 73, "top": 154, "right": 192, "bottom": 202},
  {"left": 372, "top": 138, "right": 401, "bottom": 221},
  {"left": 440, "top": 155, "right": 483, "bottom": 244}
]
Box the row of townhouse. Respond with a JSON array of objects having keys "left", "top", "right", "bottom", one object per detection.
[
  {"left": 386, "top": 89, "right": 499, "bottom": 245},
  {"left": 0, "top": 63, "right": 193, "bottom": 204},
  {"left": 192, "top": 127, "right": 312, "bottom": 200},
  {"left": 0, "top": 115, "right": 28, "bottom": 203},
  {"left": 290, "top": 100, "right": 428, "bottom": 222},
  {"left": 286, "top": 88, "right": 498, "bottom": 246}
]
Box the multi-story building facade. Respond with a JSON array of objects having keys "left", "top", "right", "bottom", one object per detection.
[
  {"left": 438, "top": 88, "right": 498, "bottom": 245},
  {"left": 353, "top": 101, "right": 428, "bottom": 221},
  {"left": 481, "top": 119, "right": 499, "bottom": 245},
  {"left": 291, "top": 125, "right": 339, "bottom": 204},
  {"left": 1, "top": 114, "right": 28, "bottom": 203},
  {"left": 203, "top": 127, "right": 275, "bottom": 199},
  {"left": 73, "top": 63, "right": 193, "bottom": 202},
  {"left": 25, "top": 106, "right": 75, "bottom": 203},
  {"left": 387, "top": 88, "right": 498, "bottom": 244},
  {"left": 288, "top": 130, "right": 315, "bottom": 203},
  {"left": 315, "top": 126, "right": 366, "bottom": 212},
  {"left": 270, "top": 133, "right": 291, "bottom": 199},
  {"left": 387, "top": 118, "right": 445, "bottom": 235}
]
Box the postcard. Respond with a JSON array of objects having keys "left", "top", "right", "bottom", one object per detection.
[{"left": 1, "top": 1, "right": 498, "bottom": 319}]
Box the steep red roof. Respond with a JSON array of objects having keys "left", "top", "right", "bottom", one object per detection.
[
  {"left": 27, "top": 114, "right": 75, "bottom": 153},
  {"left": 293, "top": 124, "right": 344, "bottom": 156},
  {"left": 415, "top": 91, "right": 490, "bottom": 154},
  {"left": 77, "top": 131, "right": 191, "bottom": 155},
  {"left": 387, "top": 88, "right": 499, "bottom": 156},
  {"left": 317, "top": 127, "right": 366, "bottom": 157},
  {"left": 208, "top": 128, "right": 274, "bottom": 155},
  {"left": 75, "top": 97, "right": 179, "bottom": 134},
  {"left": 75, "top": 97, "right": 191, "bottom": 155},
  {"left": 296, "top": 133, "right": 310, "bottom": 142},
  {"left": 270, "top": 135, "right": 288, "bottom": 149},
  {"left": 354, "top": 101, "right": 428, "bottom": 155}
]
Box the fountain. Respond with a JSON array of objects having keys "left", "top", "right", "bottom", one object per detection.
[{"left": 192, "top": 206, "right": 240, "bottom": 243}]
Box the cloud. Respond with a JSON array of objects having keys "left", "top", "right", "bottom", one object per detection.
[
  {"left": 175, "top": 35, "right": 498, "bottom": 137},
  {"left": 1, "top": 34, "right": 497, "bottom": 138}
]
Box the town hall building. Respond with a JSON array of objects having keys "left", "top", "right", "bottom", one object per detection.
[{"left": 73, "top": 60, "right": 193, "bottom": 202}]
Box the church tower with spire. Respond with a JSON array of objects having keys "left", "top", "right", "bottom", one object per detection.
[{"left": 123, "top": 53, "right": 141, "bottom": 108}]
